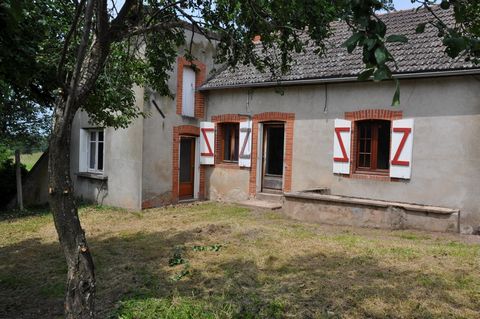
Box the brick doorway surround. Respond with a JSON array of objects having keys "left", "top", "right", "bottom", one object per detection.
[
  {"left": 249, "top": 112, "right": 295, "bottom": 196},
  {"left": 172, "top": 125, "right": 205, "bottom": 202}
]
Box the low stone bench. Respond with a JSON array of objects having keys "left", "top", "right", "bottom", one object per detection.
[{"left": 283, "top": 191, "right": 460, "bottom": 233}]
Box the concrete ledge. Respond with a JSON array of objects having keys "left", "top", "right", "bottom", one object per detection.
[
  {"left": 283, "top": 192, "right": 459, "bottom": 233},
  {"left": 76, "top": 172, "right": 108, "bottom": 181},
  {"left": 284, "top": 192, "right": 459, "bottom": 215}
]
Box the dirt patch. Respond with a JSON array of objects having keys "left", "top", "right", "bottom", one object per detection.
[{"left": 193, "top": 223, "right": 232, "bottom": 235}]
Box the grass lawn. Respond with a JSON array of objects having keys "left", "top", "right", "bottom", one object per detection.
[
  {"left": 9, "top": 152, "right": 43, "bottom": 171},
  {"left": 0, "top": 203, "right": 479, "bottom": 318}
]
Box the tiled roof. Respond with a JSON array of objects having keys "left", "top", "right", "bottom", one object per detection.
[{"left": 202, "top": 7, "right": 478, "bottom": 89}]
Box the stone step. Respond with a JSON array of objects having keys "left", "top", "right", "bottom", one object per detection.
[
  {"left": 236, "top": 199, "right": 282, "bottom": 210},
  {"left": 256, "top": 192, "right": 284, "bottom": 203}
]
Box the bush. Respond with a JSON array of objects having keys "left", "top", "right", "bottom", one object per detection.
[{"left": 0, "top": 158, "right": 27, "bottom": 210}]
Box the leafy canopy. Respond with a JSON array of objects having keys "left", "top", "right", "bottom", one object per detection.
[{"left": 1, "top": 0, "right": 479, "bottom": 132}]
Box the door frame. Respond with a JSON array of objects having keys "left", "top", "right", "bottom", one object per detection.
[
  {"left": 260, "top": 121, "right": 285, "bottom": 192},
  {"left": 178, "top": 135, "right": 200, "bottom": 200},
  {"left": 256, "top": 121, "right": 286, "bottom": 193},
  {"left": 249, "top": 112, "right": 295, "bottom": 197}
]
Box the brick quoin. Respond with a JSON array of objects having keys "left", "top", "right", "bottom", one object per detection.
[
  {"left": 249, "top": 112, "right": 295, "bottom": 196},
  {"left": 176, "top": 57, "right": 207, "bottom": 119},
  {"left": 344, "top": 109, "right": 403, "bottom": 182},
  {"left": 171, "top": 125, "right": 205, "bottom": 203}
]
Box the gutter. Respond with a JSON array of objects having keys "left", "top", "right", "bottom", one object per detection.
[{"left": 199, "top": 68, "right": 480, "bottom": 91}]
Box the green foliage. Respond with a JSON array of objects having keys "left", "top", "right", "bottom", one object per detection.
[
  {"left": 2, "top": 0, "right": 480, "bottom": 140},
  {"left": 0, "top": 0, "right": 56, "bottom": 149}
]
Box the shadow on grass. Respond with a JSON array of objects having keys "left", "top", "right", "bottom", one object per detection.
[{"left": 1, "top": 226, "right": 478, "bottom": 319}]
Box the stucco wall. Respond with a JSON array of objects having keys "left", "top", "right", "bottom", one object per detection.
[
  {"left": 70, "top": 85, "right": 144, "bottom": 210},
  {"left": 205, "top": 76, "right": 480, "bottom": 233},
  {"left": 70, "top": 29, "right": 217, "bottom": 210},
  {"left": 205, "top": 167, "right": 250, "bottom": 202},
  {"left": 141, "top": 30, "right": 218, "bottom": 205}
]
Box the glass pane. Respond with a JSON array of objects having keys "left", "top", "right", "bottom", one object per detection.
[
  {"left": 364, "top": 154, "right": 371, "bottom": 168},
  {"left": 89, "top": 142, "right": 96, "bottom": 169},
  {"left": 90, "top": 131, "right": 96, "bottom": 142},
  {"left": 223, "top": 124, "right": 239, "bottom": 161},
  {"left": 224, "top": 126, "right": 231, "bottom": 160},
  {"left": 179, "top": 138, "right": 193, "bottom": 183},
  {"left": 377, "top": 121, "right": 391, "bottom": 169},
  {"left": 98, "top": 131, "right": 104, "bottom": 142},
  {"left": 365, "top": 139, "right": 371, "bottom": 154},
  {"left": 97, "top": 142, "right": 104, "bottom": 170},
  {"left": 359, "top": 154, "right": 365, "bottom": 167}
]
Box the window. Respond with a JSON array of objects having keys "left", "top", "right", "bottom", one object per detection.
[
  {"left": 87, "top": 130, "right": 104, "bottom": 173},
  {"left": 221, "top": 123, "right": 239, "bottom": 162},
  {"left": 356, "top": 120, "right": 390, "bottom": 173},
  {"left": 181, "top": 66, "right": 195, "bottom": 117}
]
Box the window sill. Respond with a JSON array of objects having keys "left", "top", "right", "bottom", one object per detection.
[
  {"left": 76, "top": 172, "right": 108, "bottom": 181},
  {"left": 354, "top": 169, "right": 389, "bottom": 176},
  {"left": 350, "top": 173, "right": 391, "bottom": 182}
]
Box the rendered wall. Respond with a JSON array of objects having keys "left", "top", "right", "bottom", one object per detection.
[
  {"left": 141, "top": 30, "right": 218, "bottom": 206},
  {"left": 205, "top": 76, "right": 480, "bottom": 234},
  {"left": 69, "top": 29, "right": 217, "bottom": 210},
  {"left": 70, "top": 85, "right": 144, "bottom": 210}
]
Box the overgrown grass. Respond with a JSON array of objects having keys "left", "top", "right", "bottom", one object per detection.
[{"left": 0, "top": 202, "right": 479, "bottom": 318}]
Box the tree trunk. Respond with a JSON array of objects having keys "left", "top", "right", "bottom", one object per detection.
[
  {"left": 15, "top": 150, "right": 24, "bottom": 211},
  {"left": 48, "top": 99, "right": 95, "bottom": 319}
]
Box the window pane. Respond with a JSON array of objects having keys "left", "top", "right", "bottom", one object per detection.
[
  {"left": 223, "top": 124, "right": 239, "bottom": 162},
  {"left": 377, "top": 121, "right": 391, "bottom": 169},
  {"left": 224, "top": 126, "right": 231, "bottom": 160},
  {"left": 89, "top": 142, "right": 96, "bottom": 169},
  {"left": 90, "top": 131, "right": 96, "bottom": 142},
  {"left": 98, "top": 131, "right": 104, "bottom": 142},
  {"left": 179, "top": 138, "right": 193, "bottom": 182},
  {"left": 97, "top": 142, "right": 104, "bottom": 170}
]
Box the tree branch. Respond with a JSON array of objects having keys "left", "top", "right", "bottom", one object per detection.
[
  {"left": 63, "top": 0, "right": 95, "bottom": 118},
  {"left": 57, "top": 0, "right": 86, "bottom": 82}
]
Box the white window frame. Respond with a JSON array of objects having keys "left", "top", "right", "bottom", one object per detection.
[{"left": 86, "top": 129, "right": 105, "bottom": 174}]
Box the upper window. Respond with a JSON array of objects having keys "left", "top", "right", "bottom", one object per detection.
[
  {"left": 221, "top": 123, "right": 239, "bottom": 162},
  {"left": 87, "top": 130, "right": 104, "bottom": 173},
  {"left": 355, "top": 120, "right": 390, "bottom": 174},
  {"left": 181, "top": 66, "right": 195, "bottom": 117}
]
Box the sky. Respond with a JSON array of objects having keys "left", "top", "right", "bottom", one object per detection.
[
  {"left": 392, "top": 1, "right": 418, "bottom": 10},
  {"left": 111, "top": 0, "right": 419, "bottom": 12}
]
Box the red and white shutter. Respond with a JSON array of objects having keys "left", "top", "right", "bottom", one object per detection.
[
  {"left": 333, "top": 119, "right": 352, "bottom": 174},
  {"left": 200, "top": 122, "right": 215, "bottom": 165},
  {"left": 390, "top": 119, "right": 414, "bottom": 179},
  {"left": 239, "top": 120, "right": 252, "bottom": 167}
]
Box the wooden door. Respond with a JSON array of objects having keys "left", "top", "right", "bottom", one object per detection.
[
  {"left": 262, "top": 123, "right": 284, "bottom": 192},
  {"left": 179, "top": 137, "right": 195, "bottom": 199}
]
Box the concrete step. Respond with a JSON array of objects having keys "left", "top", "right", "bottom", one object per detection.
[
  {"left": 256, "top": 192, "right": 284, "bottom": 203},
  {"left": 236, "top": 199, "right": 282, "bottom": 210}
]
